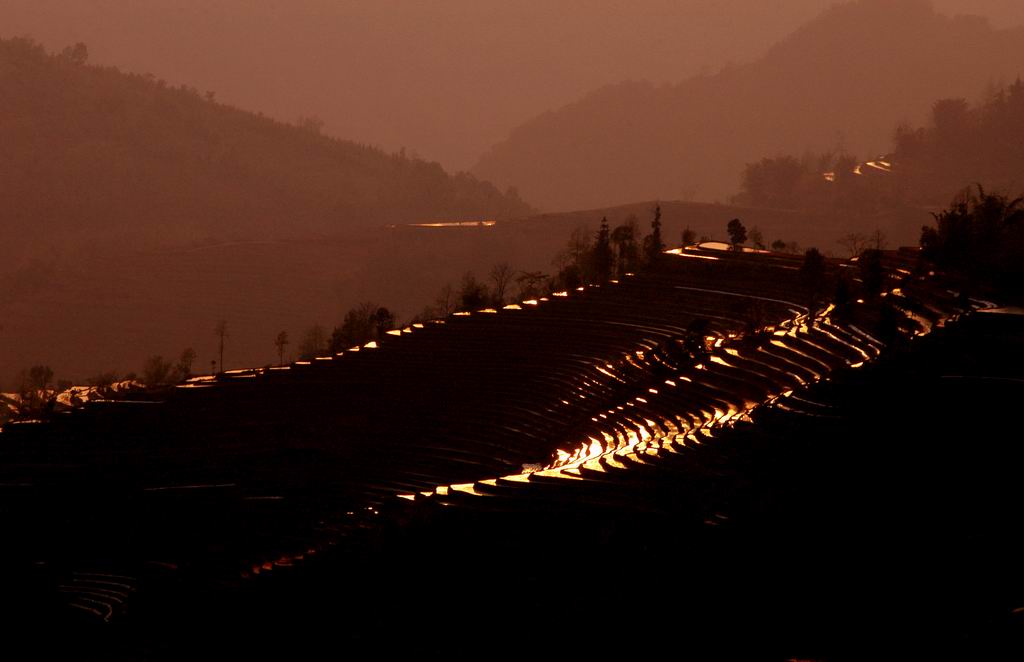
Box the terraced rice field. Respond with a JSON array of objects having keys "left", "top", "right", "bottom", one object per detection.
[{"left": 2, "top": 245, "right": 1018, "bottom": 658}]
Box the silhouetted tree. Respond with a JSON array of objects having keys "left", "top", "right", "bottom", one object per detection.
[
  {"left": 214, "top": 320, "right": 228, "bottom": 373},
  {"left": 489, "top": 262, "right": 514, "bottom": 305},
  {"left": 458, "top": 272, "right": 489, "bottom": 311},
  {"left": 799, "top": 248, "right": 827, "bottom": 319},
  {"left": 372, "top": 307, "right": 396, "bottom": 337},
  {"left": 748, "top": 226, "right": 765, "bottom": 250},
  {"left": 142, "top": 355, "right": 173, "bottom": 386},
  {"left": 327, "top": 326, "right": 347, "bottom": 353},
  {"left": 838, "top": 232, "right": 869, "bottom": 257},
  {"left": 611, "top": 217, "right": 640, "bottom": 278},
  {"left": 738, "top": 156, "right": 804, "bottom": 208},
  {"left": 564, "top": 226, "right": 593, "bottom": 269},
  {"left": 591, "top": 217, "right": 614, "bottom": 282},
  {"left": 920, "top": 185, "right": 1024, "bottom": 297},
  {"left": 516, "top": 271, "right": 550, "bottom": 300},
  {"left": 26, "top": 365, "right": 53, "bottom": 391},
  {"left": 859, "top": 249, "right": 885, "bottom": 298},
  {"left": 298, "top": 324, "right": 327, "bottom": 360},
  {"left": 331, "top": 302, "right": 380, "bottom": 350},
  {"left": 931, "top": 98, "right": 970, "bottom": 138},
  {"left": 682, "top": 226, "right": 697, "bottom": 246},
  {"left": 175, "top": 347, "right": 196, "bottom": 380},
  {"left": 87, "top": 371, "right": 120, "bottom": 388},
  {"left": 555, "top": 225, "right": 596, "bottom": 286},
  {"left": 274, "top": 331, "right": 289, "bottom": 365},
  {"left": 727, "top": 218, "right": 747, "bottom": 249},
  {"left": 834, "top": 274, "right": 853, "bottom": 318},
  {"left": 14, "top": 365, "right": 55, "bottom": 414},
  {"left": 434, "top": 284, "right": 456, "bottom": 318},
  {"left": 554, "top": 262, "right": 583, "bottom": 290},
  {"left": 296, "top": 115, "right": 325, "bottom": 134},
  {"left": 58, "top": 42, "right": 88, "bottom": 66},
  {"left": 642, "top": 205, "right": 665, "bottom": 265},
  {"left": 877, "top": 302, "right": 904, "bottom": 345},
  {"left": 771, "top": 238, "right": 801, "bottom": 254}
]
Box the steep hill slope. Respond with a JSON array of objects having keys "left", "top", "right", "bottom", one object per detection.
[
  {"left": 0, "top": 37, "right": 533, "bottom": 267},
  {"left": 473, "top": 0, "right": 1024, "bottom": 211}
]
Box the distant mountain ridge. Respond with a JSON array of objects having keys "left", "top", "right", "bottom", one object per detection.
[
  {"left": 0, "top": 37, "right": 533, "bottom": 266},
  {"left": 472, "top": 0, "right": 1024, "bottom": 211}
]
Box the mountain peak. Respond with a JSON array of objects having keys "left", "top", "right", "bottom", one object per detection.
[{"left": 472, "top": 0, "right": 1023, "bottom": 212}]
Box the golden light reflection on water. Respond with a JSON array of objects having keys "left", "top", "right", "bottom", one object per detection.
[
  {"left": 767, "top": 340, "right": 823, "bottom": 378},
  {"left": 407, "top": 220, "right": 497, "bottom": 228},
  {"left": 665, "top": 248, "right": 720, "bottom": 261},
  {"left": 395, "top": 273, "right": 958, "bottom": 506}
]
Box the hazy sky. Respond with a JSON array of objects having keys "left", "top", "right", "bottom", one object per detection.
[{"left": 3, "top": 1, "right": 1023, "bottom": 172}]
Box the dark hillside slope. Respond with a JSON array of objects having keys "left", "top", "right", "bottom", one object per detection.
[
  {"left": 473, "top": 0, "right": 1024, "bottom": 211},
  {"left": 0, "top": 37, "right": 532, "bottom": 266},
  {"left": 4, "top": 246, "right": 1018, "bottom": 657}
]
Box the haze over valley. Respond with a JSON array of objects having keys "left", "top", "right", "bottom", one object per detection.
[{"left": 3, "top": 0, "right": 1024, "bottom": 386}]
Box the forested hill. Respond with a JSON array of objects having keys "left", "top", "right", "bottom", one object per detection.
[
  {"left": 472, "top": 0, "right": 1024, "bottom": 212},
  {"left": 0, "top": 37, "right": 533, "bottom": 265},
  {"left": 733, "top": 80, "right": 1024, "bottom": 214}
]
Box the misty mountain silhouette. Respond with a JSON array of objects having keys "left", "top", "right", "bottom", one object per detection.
[
  {"left": 0, "top": 37, "right": 533, "bottom": 267},
  {"left": 473, "top": 0, "right": 1024, "bottom": 211}
]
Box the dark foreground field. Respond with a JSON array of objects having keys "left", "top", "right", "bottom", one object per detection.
[
  {"left": 140, "top": 313, "right": 1024, "bottom": 659},
  {"left": 1, "top": 250, "right": 1020, "bottom": 659}
]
